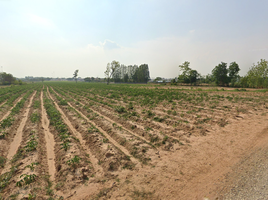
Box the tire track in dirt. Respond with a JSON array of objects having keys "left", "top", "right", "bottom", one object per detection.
[
  {"left": 48, "top": 88, "right": 139, "bottom": 166},
  {"left": 41, "top": 90, "right": 56, "bottom": 181},
  {"left": 1, "top": 91, "right": 36, "bottom": 174},
  {"left": 46, "top": 89, "right": 104, "bottom": 175}
]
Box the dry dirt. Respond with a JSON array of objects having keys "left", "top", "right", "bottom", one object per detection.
[{"left": 1, "top": 86, "right": 268, "bottom": 200}]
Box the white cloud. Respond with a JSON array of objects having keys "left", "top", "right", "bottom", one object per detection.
[{"left": 99, "top": 39, "right": 121, "bottom": 50}]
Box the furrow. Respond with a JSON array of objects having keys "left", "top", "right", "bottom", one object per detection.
[
  {"left": 46, "top": 88, "right": 104, "bottom": 174},
  {"left": 41, "top": 90, "right": 56, "bottom": 181},
  {"left": 47, "top": 88, "right": 139, "bottom": 165},
  {"left": 1, "top": 91, "right": 36, "bottom": 174}
]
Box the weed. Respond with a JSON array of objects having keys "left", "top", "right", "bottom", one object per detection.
[
  {"left": 0, "top": 131, "right": 8, "bottom": 139},
  {"left": 28, "top": 193, "right": 36, "bottom": 200},
  {"left": 30, "top": 112, "right": 40, "bottom": 123},
  {"left": 67, "top": 156, "right": 81, "bottom": 167},
  {"left": 16, "top": 174, "right": 37, "bottom": 187},
  {"left": 0, "top": 156, "right": 6, "bottom": 168},
  {"left": 162, "top": 136, "right": 169, "bottom": 144},
  {"left": 103, "top": 138, "right": 109, "bottom": 143},
  {"left": 60, "top": 142, "right": 71, "bottom": 151},
  {"left": 115, "top": 106, "right": 127, "bottom": 113},
  {"left": 26, "top": 162, "right": 39, "bottom": 171}
]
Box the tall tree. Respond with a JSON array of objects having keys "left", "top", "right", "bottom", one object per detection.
[
  {"left": 104, "top": 60, "right": 120, "bottom": 85},
  {"left": 0, "top": 72, "right": 16, "bottom": 85},
  {"left": 136, "top": 64, "right": 150, "bottom": 83},
  {"left": 212, "top": 62, "right": 228, "bottom": 86},
  {"left": 228, "top": 62, "right": 240, "bottom": 87},
  {"left": 246, "top": 59, "right": 268, "bottom": 88},
  {"left": 178, "top": 61, "right": 200, "bottom": 85},
  {"left": 73, "top": 69, "right": 79, "bottom": 83}
]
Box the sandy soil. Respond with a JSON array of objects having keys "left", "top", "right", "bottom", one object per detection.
[{"left": 1, "top": 86, "right": 268, "bottom": 200}]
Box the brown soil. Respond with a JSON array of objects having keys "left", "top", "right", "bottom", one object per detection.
[
  {"left": 1, "top": 86, "right": 268, "bottom": 200},
  {"left": 41, "top": 90, "right": 56, "bottom": 181}
]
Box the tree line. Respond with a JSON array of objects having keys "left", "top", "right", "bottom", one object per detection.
[
  {"left": 104, "top": 61, "right": 150, "bottom": 84},
  {"left": 0, "top": 72, "right": 22, "bottom": 85},
  {"left": 176, "top": 59, "right": 268, "bottom": 88}
]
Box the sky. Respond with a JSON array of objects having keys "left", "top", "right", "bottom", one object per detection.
[{"left": 0, "top": 0, "right": 268, "bottom": 78}]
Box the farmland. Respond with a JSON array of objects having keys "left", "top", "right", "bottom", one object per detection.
[{"left": 0, "top": 82, "right": 268, "bottom": 199}]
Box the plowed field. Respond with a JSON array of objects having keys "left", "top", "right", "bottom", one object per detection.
[{"left": 0, "top": 83, "right": 268, "bottom": 199}]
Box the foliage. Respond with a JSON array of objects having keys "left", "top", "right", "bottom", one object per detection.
[
  {"left": 0, "top": 72, "right": 16, "bottom": 85},
  {"left": 228, "top": 62, "right": 240, "bottom": 86},
  {"left": 30, "top": 113, "right": 40, "bottom": 123},
  {"left": 245, "top": 59, "right": 268, "bottom": 88},
  {"left": 105, "top": 60, "right": 120, "bottom": 85},
  {"left": 25, "top": 135, "right": 38, "bottom": 152},
  {"left": 0, "top": 156, "right": 6, "bottom": 168},
  {"left": 66, "top": 155, "right": 81, "bottom": 167},
  {"left": 110, "top": 63, "right": 150, "bottom": 83},
  {"left": 178, "top": 61, "right": 200, "bottom": 85},
  {"left": 26, "top": 162, "right": 39, "bottom": 171},
  {"left": 212, "top": 62, "right": 229, "bottom": 86},
  {"left": 16, "top": 174, "right": 37, "bottom": 187},
  {"left": 73, "top": 69, "right": 79, "bottom": 83}
]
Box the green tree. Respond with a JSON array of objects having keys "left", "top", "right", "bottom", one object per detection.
[
  {"left": 212, "top": 62, "right": 228, "bottom": 86},
  {"left": 123, "top": 74, "right": 129, "bottom": 83},
  {"left": 178, "top": 61, "right": 200, "bottom": 85},
  {"left": 73, "top": 70, "right": 79, "bottom": 83},
  {"left": 246, "top": 59, "right": 268, "bottom": 88},
  {"left": 105, "top": 60, "right": 120, "bottom": 85},
  {"left": 228, "top": 62, "right": 240, "bottom": 87},
  {"left": 136, "top": 64, "right": 150, "bottom": 83},
  {"left": 0, "top": 72, "right": 16, "bottom": 85}
]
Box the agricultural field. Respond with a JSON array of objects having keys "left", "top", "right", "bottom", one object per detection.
[{"left": 0, "top": 82, "right": 268, "bottom": 199}]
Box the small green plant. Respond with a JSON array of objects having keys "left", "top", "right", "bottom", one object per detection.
[
  {"left": 25, "top": 137, "right": 38, "bottom": 152},
  {"left": 0, "top": 130, "right": 8, "bottom": 139},
  {"left": 0, "top": 117, "right": 14, "bottom": 129},
  {"left": 25, "top": 162, "right": 39, "bottom": 171},
  {"left": 162, "top": 136, "right": 169, "bottom": 144},
  {"left": 103, "top": 138, "right": 109, "bottom": 143},
  {"left": 66, "top": 155, "right": 81, "bottom": 167},
  {"left": 59, "top": 99, "right": 68, "bottom": 105},
  {"left": 16, "top": 174, "right": 37, "bottom": 187},
  {"left": 0, "top": 156, "right": 6, "bottom": 168},
  {"left": 115, "top": 106, "right": 127, "bottom": 113},
  {"left": 60, "top": 142, "right": 71, "bottom": 151},
  {"left": 28, "top": 193, "right": 36, "bottom": 200},
  {"left": 30, "top": 113, "right": 40, "bottom": 123}
]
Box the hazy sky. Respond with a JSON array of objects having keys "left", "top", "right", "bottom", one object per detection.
[{"left": 0, "top": 0, "right": 267, "bottom": 78}]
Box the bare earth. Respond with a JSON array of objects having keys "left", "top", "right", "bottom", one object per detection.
[
  {"left": 1, "top": 86, "right": 268, "bottom": 199},
  {"left": 104, "top": 110, "right": 268, "bottom": 200}
]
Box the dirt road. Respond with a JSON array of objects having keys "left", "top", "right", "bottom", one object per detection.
[{"left": 216, "top": 127, "right": 268, "bottom": 200}]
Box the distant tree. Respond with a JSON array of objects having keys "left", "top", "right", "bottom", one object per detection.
[
  {"left": 228, "top": 62, "right": 240, "bottom": 87},
  {"left": 170, "top": 78, "right": 177, "bottom": 85},
  {"left": 178, "top": 61, "right": 200, "bottom": 85},
  {"left": 246, "top": 59, "right": 268, "bottom": 88},
  {"left": 212, "top": 62, "right": 228, "bottom": 86},
  {"left": 136, "top": 64, "right": 150, "bottom": 83},
  {"left": 73, "top": 70, "right": 79, "bottom": 83},
  {"left": 0, "top": 72, "right": 16, "bottom": 85},
  {"left": 123, "top": 74, "right": 129, "bottom": 83},
  {"left": 105, "top": 60, "right": 120, "bottom": 85},
  {"left": 154, "top": 77, "right": 163, "bottom": 82},
  {"left": 113, "top": 65, "right": 122, "bottom": 83},
  {"left": 84, "top": 77, "right": 91, "bottom": 82}
]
